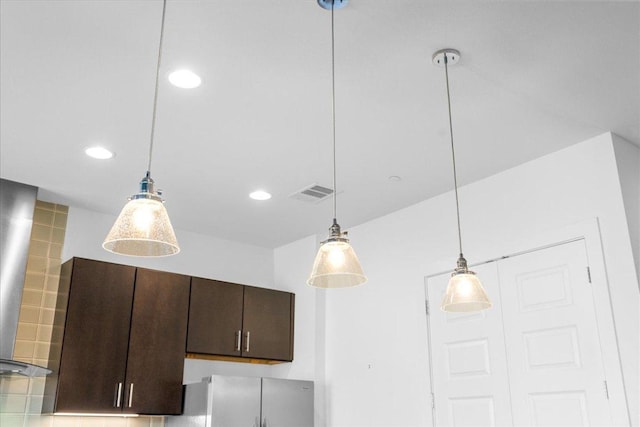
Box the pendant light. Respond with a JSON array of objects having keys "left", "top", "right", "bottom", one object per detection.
[
  {"left": 433, "top": 49, "right": 491, "bottom": 312},
  {"left": 103, "top": 0, "right": 179, "bottom": 257},
  {"left": 308, "top": 0, "right": 366, "bottom": 288}
]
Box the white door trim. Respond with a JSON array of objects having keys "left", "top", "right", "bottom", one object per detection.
[{"left": 424, "top": 217, "right": 630, "bottom": 426}]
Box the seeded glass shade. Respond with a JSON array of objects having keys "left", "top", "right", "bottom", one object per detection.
[
  {"left": 308, "top": 240, "right": 367, "bottom": 288},
  {"left": 441, "top": 271, "right": 492, "bottom": 312},
  {"left": 103, "top": 198, "right": 180, "bottom": 257}
]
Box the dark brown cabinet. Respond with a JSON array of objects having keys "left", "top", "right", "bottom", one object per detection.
[
  {"left": 187, "top": 278, "right": 244, "bottom": 357},
  {"left": 187, "top": 279, "right": 294, "bottom": 362},
  {"left": 124, "top": 268, "right": 190, "bottom": 414},
  {"left": 44, "top": 258, "right": 190, "bottom": 415},
  {"left": 44, "top": 258, "right": 294, "bottom": 416},
  {"left": 242, "top": 286, "right": 294, "bottom": 361}
]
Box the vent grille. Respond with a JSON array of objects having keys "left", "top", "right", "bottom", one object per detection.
[{"left": 290, "top": 184, "right": 334, "bottom": 203}]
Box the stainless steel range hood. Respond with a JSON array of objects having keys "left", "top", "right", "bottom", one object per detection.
[{"left": 0, "top": 178, "right": 51, "bottom": 377}]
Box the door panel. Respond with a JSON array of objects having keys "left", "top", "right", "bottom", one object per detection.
[
  {"left": 211, "top": 376, "right": 261, "bottom": 427},
  {"left": 187, "top": 278, "right": 244, "bottom": 357},
  {"left": 125, "top": 269, "right": 191, "bottom": 415},
  {"left": 448, "top": 397, "right": 496, "bottom": 427},
  {"left": 528, "top": 391, "right": 589, "bottom": 427},
  {"left": 426, "top": 262, "right": 513, "bottom": 426},
  {"left": 498, "top": 240, "right": 612, "bottom": 426},
  {"left": 242, "top": 287, "right": 293, "bottom": 361},
  {"left": 55, "top": 259, "right": 135, "bottom": 413},
  {"left": 262, "top": 378, "right": 314, "bottom": 427}
]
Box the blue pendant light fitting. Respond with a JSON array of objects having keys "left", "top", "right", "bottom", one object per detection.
[
  {"left": 103, "top": 0, "right": 180, "bottom": 257},
  {"left": 308, "top": 0, "right": 367, "bottom": 288}
]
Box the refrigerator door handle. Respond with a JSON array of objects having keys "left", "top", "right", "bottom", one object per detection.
[
  {"left": 245, "top": 331, "right": 251, "bottom": 352},
  {"left": 235, "top": 330, "right": 242, "bottom": 352}
]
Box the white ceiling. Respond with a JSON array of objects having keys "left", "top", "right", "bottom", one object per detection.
[{"left": 1, "top": 0, "right": 638, "bottom": 248}]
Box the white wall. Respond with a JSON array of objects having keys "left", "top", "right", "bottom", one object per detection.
[
  {"left": 272, "top": 235, "right": 328, "bottom": 427},
  {"left": 63, "top": 132, "right": 639, "bottom": 426},
  {"left": 284, "top": 132, "right": 639, "bottom": 426},
  {"left": 63, "top": 207, "right": 274, "bottom": 287},
  {"left": 612, "top": 134, "right": 640, "bottom": 284}
]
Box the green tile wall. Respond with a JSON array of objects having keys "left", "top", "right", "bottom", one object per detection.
[{"left": 0, "top": 202, "right": 164, "bottom": 427}]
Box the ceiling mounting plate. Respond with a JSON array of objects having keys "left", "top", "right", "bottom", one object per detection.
[
  {"left": 432, "top": 49, "right": 461, "bottom": 67},
  {"left": 317, "top": 0, "right": 348, "bottom": 10}
]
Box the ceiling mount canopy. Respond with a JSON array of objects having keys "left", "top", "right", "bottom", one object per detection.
[
  {"left": 317, "top": 0, "right": 348, "bottom": 10},
  {"left": 103, "top": 0, "right": 179, "bottom": 257},
  {"left": 433, "top": 48, "right": 491, "bottom": 312},
  {"left": 432, "top": 48, "right": 460, "bottom": 67}
]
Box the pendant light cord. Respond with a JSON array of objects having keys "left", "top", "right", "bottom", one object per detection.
[
  {"left": 147, "top": 0, "right": 168, "bottom": 175},
  {"left": 330, "top": 0, "right": 338, "bottom": 221},
  {"left": 444, "top": 54, "right": 464, "bottom": 256}
]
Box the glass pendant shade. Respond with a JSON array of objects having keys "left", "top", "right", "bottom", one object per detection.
[
  {"left": 103, "top": 174, "right": 179, "bottom": 257},
  {"left": 441, "top": 270, "right": 492, "bottom": 312},
  {"left": 309, "top": 2, "right": 366, "bottom": 289},
  {"left": 308, "top": 220, "right": 366, "bottom": 288},
  {"left": 308, "top": 240, "right": 366, "bottom": 288}
]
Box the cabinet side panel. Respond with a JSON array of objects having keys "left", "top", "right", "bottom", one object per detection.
[
  {"left": 187, "top": 278, "right": 244, "bottom": 357},
  {"left": 125, "top": 269, "right": 191, "bottom": 415},
  {"left": 242, "top": 287, "right": 293, "bottom": 361},
  {"left": 289, "top": 294, "right": 295, "bottom": 361},
  {"left": 42, "top": 258, "right": 73, "bottom": 414},
  {"left": 54, "top": 258, "right": 136, "bottom": 413}
]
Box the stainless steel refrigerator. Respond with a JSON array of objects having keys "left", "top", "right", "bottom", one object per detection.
[{"left": 167, "top": 375, "right": 314, "bottom": 427}]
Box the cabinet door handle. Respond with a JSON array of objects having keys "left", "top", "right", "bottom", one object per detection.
[
  {"left": 128, "top": 383, "right": 134, "bottom": 408},
  {"left": 245, "top": 331, "right": 250, "bottom": 353},
  {"left": 114, "top": 382, "right": 123, "bottom": 407},
  {"left": 235, "top": 330, "right": 242, "bottom": 352}
]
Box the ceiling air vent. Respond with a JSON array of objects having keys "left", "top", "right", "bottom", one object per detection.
[{"left": 289, "top": 184, "right": 334, "bottom": 203}]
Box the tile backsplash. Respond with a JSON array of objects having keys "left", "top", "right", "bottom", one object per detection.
[{"left": 0, "top": 202, "right": 164, "bottom": 427}]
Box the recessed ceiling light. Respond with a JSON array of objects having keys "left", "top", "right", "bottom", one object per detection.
[
  {"left": 249, "top": 190, "right": 272, "bottom": 201},
  {"left": 168, "top": 69, "right": 201, "bottom": 89},
  {"left": 388, "top": 175, "right": 402, "bottom": 182},
  {"left": 85, "top": 146, "right": 114, "bottom": 159}
]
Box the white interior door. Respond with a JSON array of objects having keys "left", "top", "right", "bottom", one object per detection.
[
  {"left": 498, "top": 240, "right": 613, "bottom": 426},
  {"left": 426, "top": 262, "right": 514, "bottom": 427},
  {"left": 426, "top": 240, "right": 615, "bottom": 426}
]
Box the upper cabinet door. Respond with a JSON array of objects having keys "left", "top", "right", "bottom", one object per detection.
[
  {"left": 187, "top": 278, "right": 244, "bottom": 357},
  {"left": 242, "top": 287, "right": 294, "bottom": 361},
  {"left": 55, "top": 258, "right": 136, "bottom": 413},
  {"left": 125, "top": 269, "right": 191, "bottom": 415}
]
